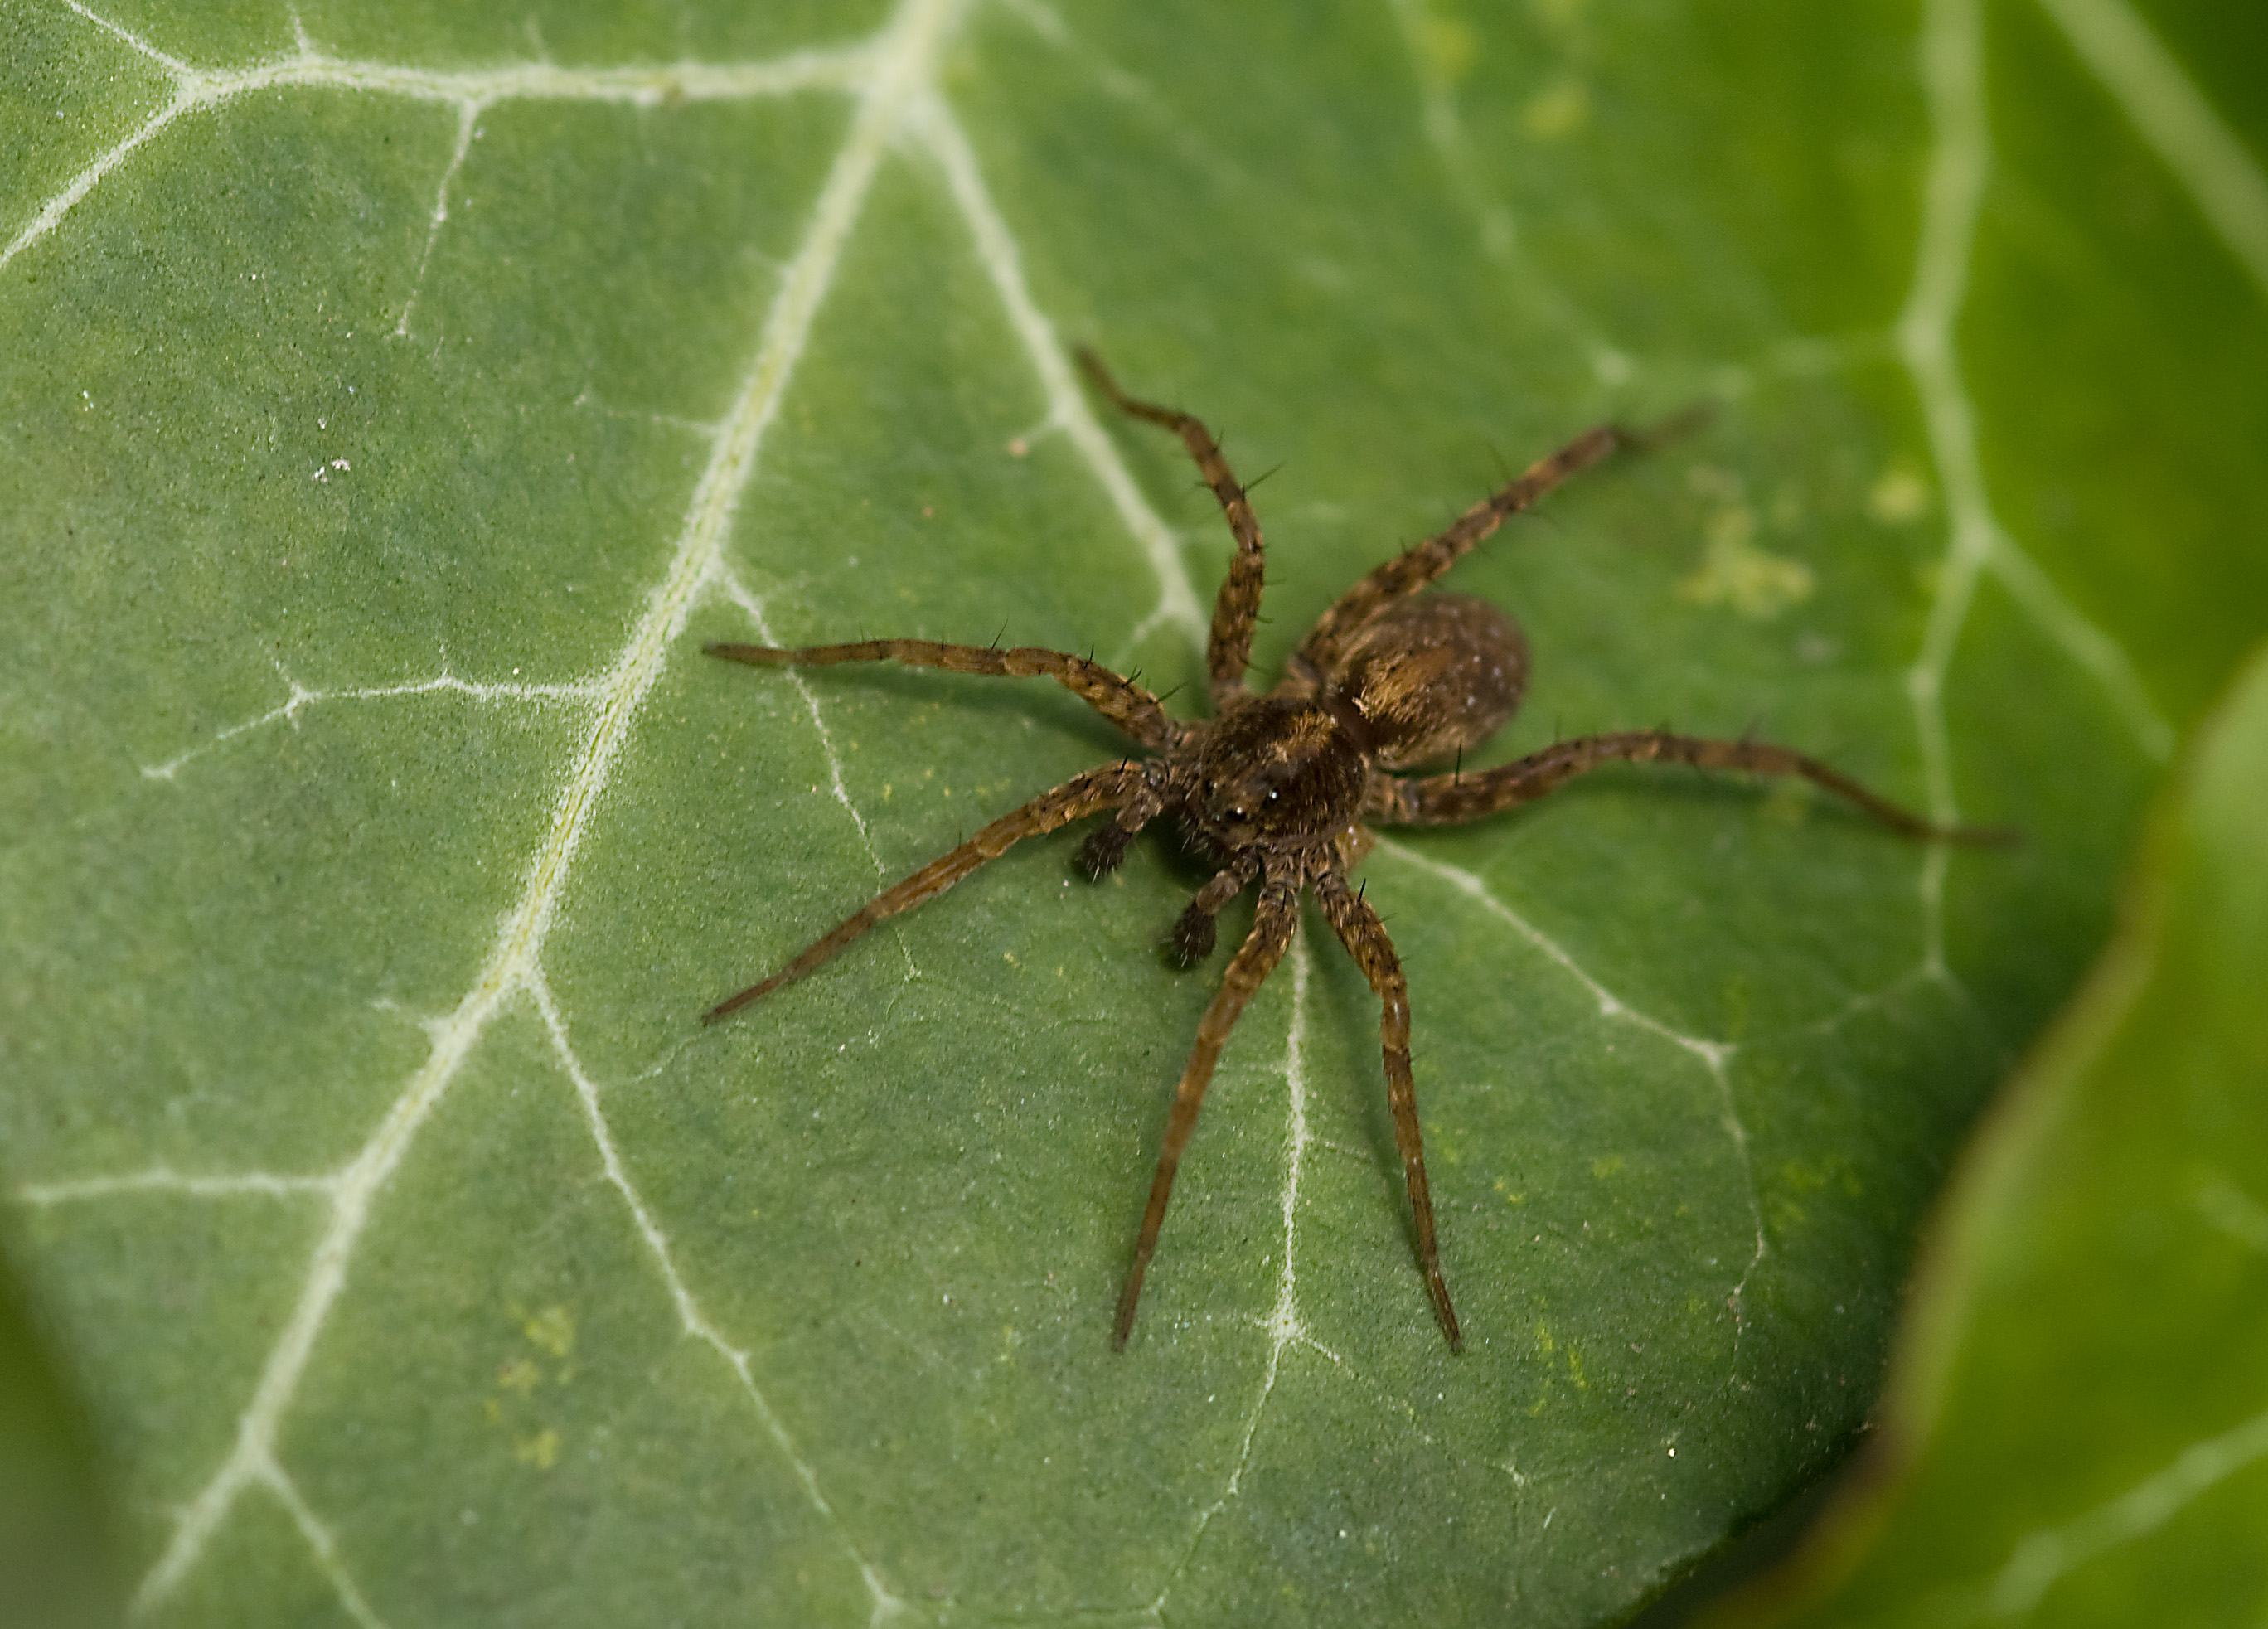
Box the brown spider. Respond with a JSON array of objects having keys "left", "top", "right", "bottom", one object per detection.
[{"left": 705, "top": 349, "right": 1971, "bottom": 1354}]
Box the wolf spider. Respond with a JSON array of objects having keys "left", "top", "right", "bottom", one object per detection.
[{"left": 705, "top": 349, "right": 1970, "bottom": 1353}]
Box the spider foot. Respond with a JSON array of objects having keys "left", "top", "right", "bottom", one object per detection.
[
  {"left": 1081, "top": 823, "right": 1132, "bottom": 880},
  {"left": 1170, "top": 902, "right": 1217, "bottom": 966}
]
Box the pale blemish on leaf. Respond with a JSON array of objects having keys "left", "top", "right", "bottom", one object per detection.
[
  {"left": 1781, "top": 1156, "right": 1863, "bottom": 1199},
  {"left": 514, "top": 1428, "right": 560, "bottom": 1471},
  {"left": 1868, "top": 466, "right": 1933, "bottom": 524},
  {"left": 521, "top": 1305, "right": 574, "bottom": 1359},
  {"left": 1523, "top": 76, "right": 1591, "bottom": 139},
  {"left": 1762, "top": 777, "right": 1816, "bottom": 827},
  {"left": 1418, "top": 12, "right": 1478, "bottom": 83},
  {"left": 1679, "top": 501, "right": 1816, "bottom": 619}
]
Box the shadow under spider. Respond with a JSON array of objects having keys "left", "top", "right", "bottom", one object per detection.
[{"left": 703, "top": 348, "right": 2007, "bottom": 1354}]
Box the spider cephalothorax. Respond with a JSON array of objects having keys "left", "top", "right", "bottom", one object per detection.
[{"left": 706, "top": 350, "right": 1969, "bottom": 1352}]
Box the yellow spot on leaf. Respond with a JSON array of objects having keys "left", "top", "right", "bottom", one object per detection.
[
  {"left": 1534, "top": 1321, "right": 1556, "bottom": 1355},
  {"left": 515, "top": 1428, "right": 560, "bottom": 1470},
  {"left": 1761, "top": 778, "right": 1813, "bottom": 827},
  {"left": 1781, "top": 1155, "right": 1863, "bottom": 1198},
  {"left": 497, "top": 1356, "right": 540, "bottom": 1396},
  {"left": 522, "top": 1305, "right": 574, "bottom": 1358},
  {"left": 1523, "top": 77, "right": 1590, "bottom": 139},
  {"left": 1868, "top": 467, "right": 1931, "bottom": 524},
  {"left": 1567, "top": 1348, "right": 1587, "bottom": 1389},
  {"left": 1420, "top": 13, "right": 1477, "bottom": 82},
  {"left": 1590, "top": 1155, "right": 1624, "bottom": 1180},
  {"left": 1679, "top": 504, "right": 1815, "bottom": 618}
]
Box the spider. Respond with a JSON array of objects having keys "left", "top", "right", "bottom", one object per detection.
[{"left": 705, "top": 349, "right": 1975, "bottom": 1354}]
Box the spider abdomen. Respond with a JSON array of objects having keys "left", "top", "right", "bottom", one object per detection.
[{"left": 1322, "top": 594, "right": 1529, "bottom": 770}]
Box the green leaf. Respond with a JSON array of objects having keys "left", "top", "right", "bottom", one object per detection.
[
  {"left": 0, "top": 1239, "right": 125, "bottom": 1629},
  {"left": 1703, "top": 638, "right": 2268, "bottom": 1627},
  {"left": 1, "top": 1, "right": 2257, "bottom": 1623}
]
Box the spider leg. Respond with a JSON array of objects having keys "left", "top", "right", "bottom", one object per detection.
[
  {"left": 707, "top": 638, "right": 1175, "bottom": 751},
  {"left": 1292, "top": 424, "right": 1625, "bottom": 680},
  {"left": 1076, "top": 347, "right": 1267, "bottom": 711},
  {"left": 1313, "top": 869, "right": 1463, "bottom": 1353},
  {"left": 705, "top": 763, "right": 1144, "bottom": 1024},
  {"left": 1169, "top": 855, "right": 1259, "bottom": 966},
  {"left": 1115, "top": 870, "right": 1300, "bottom": 1350},
  {"left": 1368, "top": 729, "right": 2014, "bottom": 843}
]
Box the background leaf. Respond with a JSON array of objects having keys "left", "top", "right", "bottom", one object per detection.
[
  {"left": 2, "top": 1, "right": 2257, "bottom": 1624},
  {"left": 0, "top": 1239, "right": 125, "bottom": 1629},
  {"left": 1703, "top": 639, "right": 2268, "bottom": 1627}
]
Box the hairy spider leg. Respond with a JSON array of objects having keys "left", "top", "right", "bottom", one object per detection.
[
  {"left": 1292, "top": 424, "right": 1624, "bottom": 681},
  {"left": 1370, "top": 728, "right": 2014, "bottom": 844},
  {"left": 1314, "top": 870, "right": 1463, "bottom": 1351},
  {"left": 1115, "top": 871, "right": 1301, "bottom": 1350},
  {"left": 704, "top": 763, "right": 1145, "bottom": 1024},
  {"left": 1075, "top": 347, "right": 1268, "bottom": 710},
  {"left": 705, "top": 638, "right": 1175, "bottom": 749}
]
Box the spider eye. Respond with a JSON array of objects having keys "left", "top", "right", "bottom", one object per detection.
[{"left": 1265, "top": 788, "right": 1279, "bottom": 802}]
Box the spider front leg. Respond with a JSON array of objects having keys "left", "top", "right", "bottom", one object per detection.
[
  {"left": 1116, "top": 870, "right": 1300, "bottom": 1350},
  {"left": 1314, "top": 870, "right": 1463, "bottom": 1353},
  {"left": 1077, "top": 347, "right": 1267, "bottom": 710},
  {"left": 705, "top": 763, "right": 1145, "bottom": 1024},
  {"left": 1368, "top": 728, "right": 2010, "bottom": 842}
]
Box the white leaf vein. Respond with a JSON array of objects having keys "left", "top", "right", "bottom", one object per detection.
[
  {"left": 121, "top": 0, "right": 965, "bottom": 1615},
  {"left": 2034, "top": 0, "right": 2268, "bottom": 303}
]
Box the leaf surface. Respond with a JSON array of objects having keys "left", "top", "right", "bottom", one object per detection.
[
  {"left": 1706, "top": 639, "right": 2268, "bottom": 1627},
  {"left": 1, "top": 1, "right": 2258, "bottom": 1624}
]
